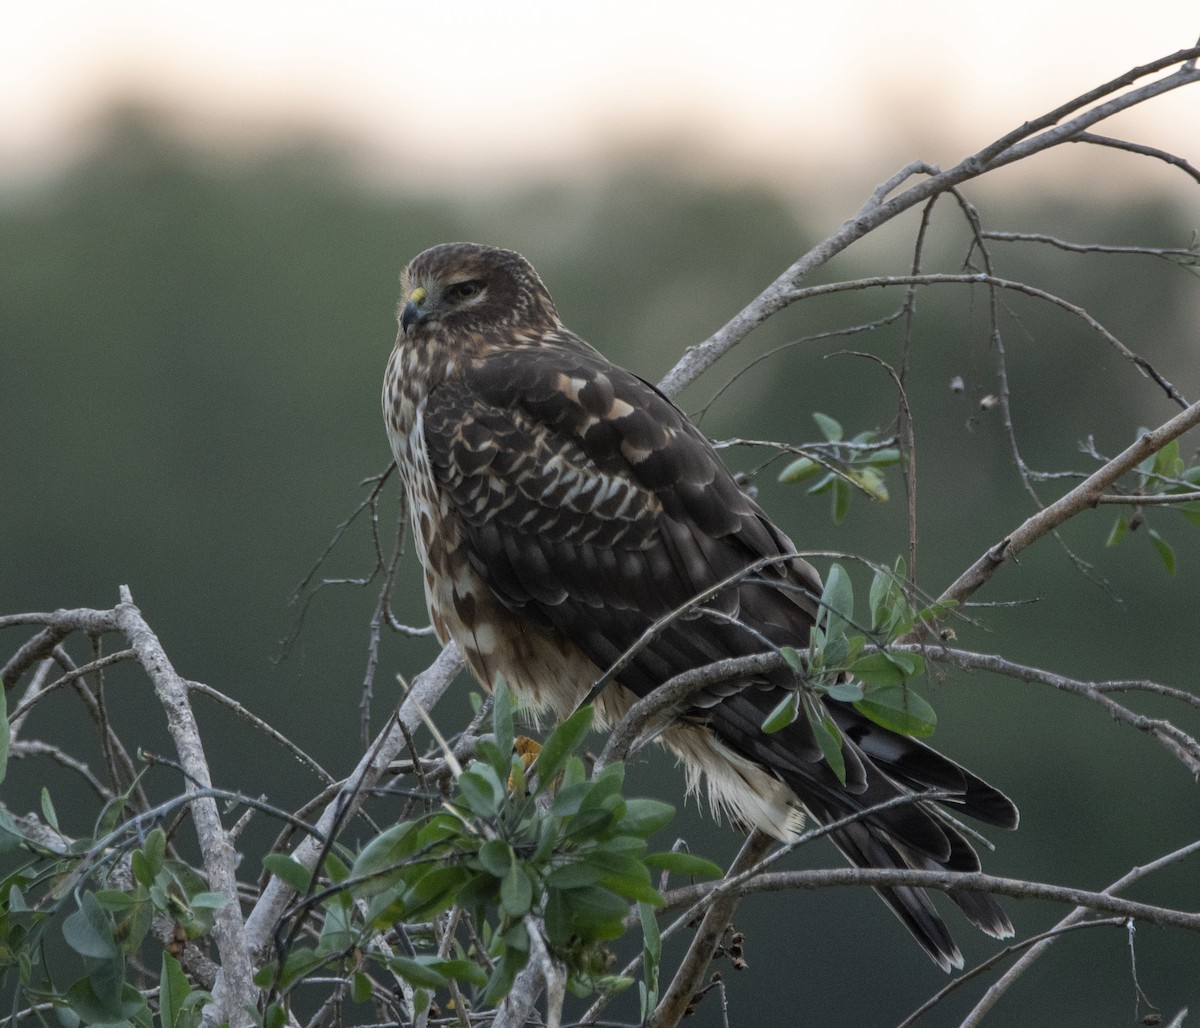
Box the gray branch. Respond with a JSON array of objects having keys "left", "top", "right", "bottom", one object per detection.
[{"left": 659, "top": 864, "right": 1200, "bottom": 934}]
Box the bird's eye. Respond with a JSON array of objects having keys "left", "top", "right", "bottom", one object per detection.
[{"left": 450, "top": 280, "right": 483, "bottom": 301}]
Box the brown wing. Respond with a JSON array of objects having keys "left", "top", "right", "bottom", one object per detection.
[
  {"left": 422, "top": 339, "right": 822, "bottom": 697},
  {"left": 422, "top": 337, "right": 1018, "bottom": 969}
]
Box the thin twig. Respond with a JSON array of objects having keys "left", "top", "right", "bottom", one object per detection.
[
  {"left": 654, "top": 48, "right": 1200, "bottom": 399},
  {"left": 657, "top": 865, "right": 1200, "bottom": 934},
  {"left": 646, "top": 830, "right": 774, "bottom": 1028},
  {"left": 928, "top": 398, "right": 1200, "bottom": 610},
  {"left": 957, "top": 839, "right": 1200, "bottom": 1026}
]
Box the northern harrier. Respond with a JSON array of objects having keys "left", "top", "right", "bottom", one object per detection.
[{"left": 383, "top": 242, "right": 1018, "bottom": 970}]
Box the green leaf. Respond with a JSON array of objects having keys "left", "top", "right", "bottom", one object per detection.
[
  {"left": 546, "top": 861, "right": 605, "bottom": 889},
  {"left": 455, "top": 872, "right": 500, "bottom": 914},
  {"left": 819, "top": 562, "right": 853, "bottom": 644},
  {"left": 549, "top": 779, "right": 594, "bottom": 818},
  {"left": 41, "top": 789, "right": 59, "bottom": 832},
  {"left": 387, "top": 955, "right": 449, "bottom": 990},
  {"left": 642, "top": 851, "right": 723, "bottom": 879},
  {"left": 813, "top": 412, "right": 843, "bottom": 442},
  {"left": 1148, "top": 529, "right": 1177, "bottom": 575},
  {"left": 778, "top": 456, "right": 820, "bottom": 483},
  {"left": 916, "top": 598, "right": 959, "bottom": 623},
  {"left": 403, "top": 866, "right": 470, "bottom": 920},
  {"left": 805, "top": 699, "right": 846, "bottom": 785},
  {"left": 884, "top": 651, "right": 923, "bottom": 677},
  {"left": 351, "top": 970, "right": 373, "bottom": 1004},
  {"left": 807, "top": 471, "right": 836, "bottom": 496},
  {"left": 63, "top": 893, "right": 118, "bottom": 959},
  {"left": 350, "top": 821, "right": 420, "bottom": 891},
  {"left": 868, "top": 566, "right": 894, "bottom": 633},
  {"left": 186, "top": 892, "right": 228, "bottom": 910},
  {"left": 600, "top": 875, "right": 664, "bottom": 907},
  {"left": 66, "top": 977, "right": 143, "bottom": 1025},
  {"left": 0, "top": 685, "right": 8, "bottom": 787},
  {"left": 262, "top": 853, "right": 313, "bottom": 894},
  {"left": 825, "top": 680, "right": 863, "bottom": 702},
  {"left": 1150, "top": 438, "right": 1183, "bottom": 485},
  {"left": 831, "top": 478, "right": 851, "bottom": 524},
  {"left": 491, "top": 678, "right": 515, "bottom": 778},
  {"left": 508, "top": 752, "right": 528, "bottom": 799},
  {"left": 324, "top": 851, "right": 351, "bottom": 885},
  {"left": 848, "top": 467, "right": 889, "bottom": 502},
  {"left": 761, "top": 692, "right": 798, "bottom": 734},
  {"left": 429, "top": 958, "right": 487, "bottom": 988},
  {"left": 543, "top": 888, "right": 573, "bottom": 948},
  {"left": 0, "top": 807, "right": 28, "bottom": 852},
  {"left": 534, "top": 705, "right": 594, "bottom": 792},
  {"left": 560, "top": 754, "right": 587, "bottom": 789},
  {"left": 615, "top": 798, "right": 675, "bottom": 837},
  {"left": 93, "top": 889, "right": 142, "bottom": 910},
  {"left": 778, "top": 646, "right": 806, "bottom": 673},
  {"left": 851, "top": 650, "right": 925, "bottom": 689},
  {"left": 564, "top": 805, "right": 618, "bottom": 841},
  {"left": 159, "top": 952, "right": 189, "bottom": 1028},
  {"left": 477, "top": 838, "right": 514, "bottom": 879},
  {"left": 866, "top": 447, "right": 902, "bottom": 467},
  {"left": 481, "top": 940, "right": 527, "bottom": 1007},
  {"left": 552, "top": 885, "right": 629, "bottom": 941},
  {"left": 639, "top": 901, "right": 661, "bottom": 1022},
  {"left": 314, "top": 896, "right": 353, "bottom": 955},
  {"left": 854, "top": 685, "right": 937, "bottom": 738},
  {"left": 1105, "top": 516, "right": 1129, "bottom": 548},
  {"left": 1177, "top": 503, "right": 1200, "bottom": 529},
  {"left": 456, "top": 767, "right": 503, "bottom": 818},
  {"left": 143, "top": 828, "right": 166, "bottom": 877},
  {"left": 500, "top": 862, "right": 534, "bottom": 917}
]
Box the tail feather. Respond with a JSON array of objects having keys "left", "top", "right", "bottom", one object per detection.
[
  {"left": 812, "top": 802, "right": 965, "bottom": 971},
  {"left": 725, "top": 691, "right": 1018, "bottom": 972}
]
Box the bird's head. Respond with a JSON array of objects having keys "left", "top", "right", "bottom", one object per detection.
[{"left": 397, "top": 242, "right": 561, "bottom": 344}]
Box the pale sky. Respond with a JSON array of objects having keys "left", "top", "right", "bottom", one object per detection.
[{"left": 3, "top": 1, "right": 1199, "bottom": 191}]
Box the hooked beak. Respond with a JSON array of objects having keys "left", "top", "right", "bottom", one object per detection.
[{"left": 401, "top": 286, "right": 427, "bottom": 334}]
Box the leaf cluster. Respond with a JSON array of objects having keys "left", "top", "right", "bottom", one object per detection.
[
  {"left": 0, "top": 812, "right": 218, "bottom": 1028},
  {"left": 760, "top": 559, "right": 956, "bottom": 784},
  {"left": 256, "top": 684, "right": 721, "bottom": 1022},
  {"left": 1106, "top": 435, "right": 1200, "bottom": 575},
  {"left": 777, "top": 412, "right": 901, "bottom": 524}
]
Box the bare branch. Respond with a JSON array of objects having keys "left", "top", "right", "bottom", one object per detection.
[
  {"left": 7, "top": 648, "right": 135, "bottom": 731},
  {"left": 1096, "top": 491, "right": 1200, "bottom": 505},
  {"left": 7, "top": 740, "right": 113, "bottom": 800},
  {"left": 957, "top": 839, "right": 1200, "bottom": 1026},
  {"left": 655, "top": 48, "right": 1200, "bottom": 399},
  {"left": 1074, "top": 131, "right": 1200, "bottom": 185},
  {"left": 646, "top": 830, "right": 775, "bottom": 1028},
  {"left": 1, "top": 608, "right": 121, "bottom": 690},
  {"left": 594, "top": 653, "right": 783, "bottom": 771},
  {"left": 930, "top": 398, "right": 1200, "bottom": 609},
  {"left": 188, "top": 681, "right": 336, "bottom": 785},
  {"left": 782, "top": 272, "right": 1185, "bottom": 407},
  {"left": 241, "top": 642, "right": 463, "bottom": 957},
  {"left": 110, "top": 587, "right": 257, "bottom": 1028},
  {"left": 659, "top": 864, "right": 1200, "bottom": 934},
  {"left": 895, "top": 645, "right": 1200, "bottom": 775},
  {"left": 981, "top": 230, "right": 1200, "bottom": 261}
]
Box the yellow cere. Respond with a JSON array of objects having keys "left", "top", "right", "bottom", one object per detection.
[{"left": 409, "top": 286, "right": 427, "bottom": 305}]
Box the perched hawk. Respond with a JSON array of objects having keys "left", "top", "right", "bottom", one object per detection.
[{"left": 383, "top": 242, "right": 1018, "bottom": 971}]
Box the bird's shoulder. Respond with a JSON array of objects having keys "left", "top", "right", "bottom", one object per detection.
[{"left": 423, "top": 334, "right": 760, "bottom": 538}]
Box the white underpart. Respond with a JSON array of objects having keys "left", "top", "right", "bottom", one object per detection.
[{"left": 592, "top": 683, "right": 805, "bottom": 842}]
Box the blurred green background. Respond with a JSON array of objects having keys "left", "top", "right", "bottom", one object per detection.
[{"left": 3, "top": 104, "right": 1200, "bottom": 1026}]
